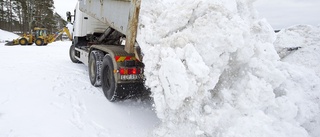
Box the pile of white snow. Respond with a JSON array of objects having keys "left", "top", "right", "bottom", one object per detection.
[
  {"left": 273, "top": 25, "right": 320, "bottom": 136},
  {"left": 137, "top": 0, "right": 320, "bottom": 137},
  {"left": 274, "top": 25, "right": 320, "bottom": 59},
  {"left": 274, "top": 25, "right": 320, "bottom": 75},
  {"left": 0, "top": 29, "right": 19, "bottom": 43}
]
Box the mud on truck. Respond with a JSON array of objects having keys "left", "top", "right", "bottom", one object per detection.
[{"left": 68, "top": 0, "right": 146, "bottom": 102}]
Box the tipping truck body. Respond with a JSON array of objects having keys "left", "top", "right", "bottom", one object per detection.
[{"left": 68, "top": 0, "right": 145, "bottom": 102}]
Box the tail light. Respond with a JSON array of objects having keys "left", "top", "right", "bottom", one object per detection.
[
  {"left": 118, "top": 67, "right": 142, "bottom": 75},
  {"left": 118, "top": 67, "right": 143, "bottom": 80}
]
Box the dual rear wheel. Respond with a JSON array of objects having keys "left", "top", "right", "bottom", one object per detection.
[{"left": 89, "top": 50, "right": 117, "bottom": 101}]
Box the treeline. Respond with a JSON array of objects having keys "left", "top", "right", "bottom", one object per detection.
[{"left": 0, "top": 0, "right": 67, "bottom": 34}]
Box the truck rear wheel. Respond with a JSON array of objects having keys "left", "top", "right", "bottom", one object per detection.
[
  {"left": 69, "top": 45, "right": 81, "bottom": 63},
  {"left": 101, "top": 54, "right": 117, "bottom": 102},
  {"left": 89, "top": 50, "right": 104, "bottom": 87}
]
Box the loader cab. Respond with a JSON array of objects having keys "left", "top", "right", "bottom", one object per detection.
[{"left": 34, "top": 28, "right": 48, "bottom": 39}]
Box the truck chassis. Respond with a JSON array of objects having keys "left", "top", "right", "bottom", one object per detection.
[{"left": 68, "top": 0, "right": 146, "bottom": 102}]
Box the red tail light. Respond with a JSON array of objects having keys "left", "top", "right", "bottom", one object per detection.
[
  {"left": 128, "top": 68, "right": 136, "bottom": 74},
  {"left": 119, "top": 67, "right": 141, "bottom": 75},
  {"left": 119, "top": 68, "right": 126, "bottom": 75}
]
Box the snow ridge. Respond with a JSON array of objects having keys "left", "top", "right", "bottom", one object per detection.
[
  {"left": 0, "top": 29, "right": 19, "bottom": 43},
  {"left": 138, "top": 0, "right": 320, "bottom": 137}
]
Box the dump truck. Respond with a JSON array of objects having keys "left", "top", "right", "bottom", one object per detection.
[
  {"left": 5, "top": 27, "right": 72, "bottom": 46},
  {"left": 68, "top": 0, "right": 145, "bottom": 102}
]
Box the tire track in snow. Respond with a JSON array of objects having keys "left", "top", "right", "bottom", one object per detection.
[
  {"left": 50, "top": 69, "right": 110, "bottom": 136},
  {"left": 69, "top": 95, "right": 86, "bottom": 130},
  {"left": 67, "top": 90, "right": 110, "bottom": 137}
]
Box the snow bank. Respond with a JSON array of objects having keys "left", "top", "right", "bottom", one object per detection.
[
  {"left": 274, "top": 25, "right": 320, "bottom": 136},
  {"left": 0, "top": 29, "right": 19, "bottom": 43},
  {"left": 138, "top": 0, "right": 320, "bottom": 137},
  {"left": 274, "top": 25, "right": 320, "bottom": 59},
  {"left": 274, "top": 25, "right": 320, "bottom": 75}
]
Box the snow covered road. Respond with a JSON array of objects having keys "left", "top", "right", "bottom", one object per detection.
[{"left": 0, "top": 41, "right": 159, "bottom": 137}]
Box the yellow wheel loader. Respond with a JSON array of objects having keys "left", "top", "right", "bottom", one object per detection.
[{"left": 5, "top": 27, "right": 72, "bottom": 46}]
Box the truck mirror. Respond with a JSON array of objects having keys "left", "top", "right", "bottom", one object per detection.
[
  {"left": 66, "top": 11, "right": 71, "bottom": 22},
  {"left": 66, "top": 11, "right": 71, "bottom": 16}
]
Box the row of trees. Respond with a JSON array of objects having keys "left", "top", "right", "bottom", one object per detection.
[{"left": 0, "top": 0, "right": 67, "bottom": 34}]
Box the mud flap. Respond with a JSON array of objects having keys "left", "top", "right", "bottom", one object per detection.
[{"left": 115, "top": 82, "right": 149, "bottom": 100}]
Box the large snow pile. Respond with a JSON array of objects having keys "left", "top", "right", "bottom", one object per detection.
[
  {"left": 273, "top": 25, "right": 320, "bottom": 136},
  {"left": 0, "top": 29, "right": 19, "bottom": 43},
  {"left": 137, "top": 0, "right": 320, "bottom": 137},
  {"left": 274, "top": 25, "right": 320, "bottom": 59},
  {"left": 274, "top": 25, "right": 320, "bottom": 75}
]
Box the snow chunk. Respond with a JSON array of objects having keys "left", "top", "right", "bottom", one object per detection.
[{"left": 138, "top": 0, "right": 320, "bottom": 137}]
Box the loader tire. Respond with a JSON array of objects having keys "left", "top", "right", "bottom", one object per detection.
[
  {"left": 69, "top": 45, "right": 81, "bottom": 63},
  {"left": 101, "top": 55, "right": 118, "bottom": 102},
  {"left": 89, "top": 50, "right": 104, "bottom": 87},
  {"left": 19, "top": 38, "right": 28, "bottom": 45},
  {"left": 35, "top": 38, "right": 44, "bottom": 46}
]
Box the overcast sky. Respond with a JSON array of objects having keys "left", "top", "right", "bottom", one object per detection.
[
  {"left": 254, "top": 0, "right": 320, "bottom": 29},
  {"left": 53, "top": 0, "right": 320, "bottom": 29}
]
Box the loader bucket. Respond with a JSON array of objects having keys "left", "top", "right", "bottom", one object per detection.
[{"left": 5, "top": 41, "right": 15, "bottom": 46}]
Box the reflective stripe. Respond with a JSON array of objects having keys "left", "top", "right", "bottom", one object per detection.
[{"left": 115, "top": 56, "right": 136, "bottom": 62}]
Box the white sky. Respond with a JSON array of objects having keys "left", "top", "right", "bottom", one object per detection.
[
  {"left": 53, "top": 0, "right": 320, "bottom": 29},
  {"left": 254, "top": 0, "right": 320, "bottom": 29}
]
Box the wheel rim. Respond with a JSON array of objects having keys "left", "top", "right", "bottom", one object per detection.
[
  {"left": 36, "top": 39, "right": 42, "bottom": 45},
  {"left": 20, "top": 39, "right": 26, "bottom": 45}
]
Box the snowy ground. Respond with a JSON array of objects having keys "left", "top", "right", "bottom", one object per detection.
[{"left": 0, "top": 41, "right": 159, "bottom": 137}]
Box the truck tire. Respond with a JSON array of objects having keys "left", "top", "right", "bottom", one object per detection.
[
  {"left": 89, "top": 50, "right": 104, "bottom": 87},
  {"left": 69, "top": 45, "right": 81, "bottom": 63},
  {"left": 101, "top": 54, "right": 117, "bottom": 102},
  {"left": 35, "top": 38, "right": 44, "bottom": 46},
  {"left": 19, "top": 38, "right": 28, "bottom": 45}
]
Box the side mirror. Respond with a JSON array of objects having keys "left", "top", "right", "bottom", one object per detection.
[{"left": 66, "top": 11, "right": 72, "bottom": 22}]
